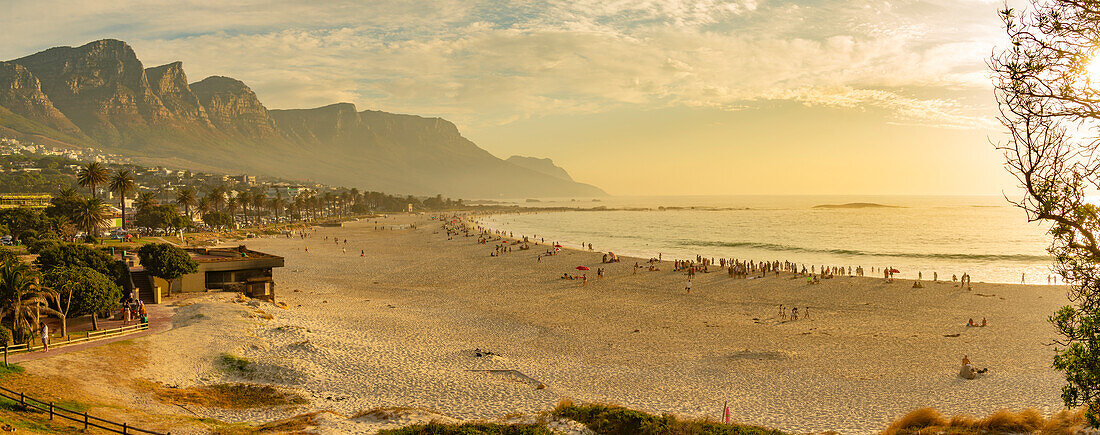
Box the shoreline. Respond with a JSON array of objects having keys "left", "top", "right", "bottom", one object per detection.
[
  {"left": 474, "top": 209, "right": 1063, "bottom": 286},
  {"left": 15, "top": 212, "right": 1071, "bottom": 434}
]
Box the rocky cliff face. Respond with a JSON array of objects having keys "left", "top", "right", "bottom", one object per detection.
[
  {"left": 11, "top": 39, "right": 173, "bottom": 142},
  {"left": 191, "top": 76, "right": 279, "bottom": 139},
  {"left": 0, "top": 39, "right": 607, "bottom": 198},
  {"left": 506, "top": 155, "right": 575, "bottom": 182},
  {"left": 271, "top": 105, "right": 605, "bottom": 197},
  {"left": 0, "top": 61, "right": 81, "bottom": 135},
  {"left": 145, "top": 62, "right": 212, "bottom": 128}
]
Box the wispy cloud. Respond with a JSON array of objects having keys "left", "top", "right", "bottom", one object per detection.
[{"left": 0, "top": 0, "right": 1005, "bottom": 130}]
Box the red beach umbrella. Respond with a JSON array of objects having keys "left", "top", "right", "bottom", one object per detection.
[
  {"left": 889, "top": 268, "right": 900, "bottom": 273},
  {"left": 554, "top": 244, "right": 563, "bottom": 248},
  {"left": 576, "top": 266, "right": 590, "bottom": 271}
]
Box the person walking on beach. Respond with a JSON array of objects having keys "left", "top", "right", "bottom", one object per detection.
[
  {"left": 40, "top": 323, "right": 49, "bottom": 352},
  {"left": 685, "top": 279, "right": 692, "bottom": 294},
  {"left": 582, "top": 274, "right": 588, "bottom": 286}
]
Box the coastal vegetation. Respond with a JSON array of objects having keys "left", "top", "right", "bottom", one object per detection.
[
  {"left": 136, "top": 243, "right": 198, "bottom": 297},
  {"left": 883, "top": 407, "right": 1085, "bottom": 435},
  {"left": 151, "top": 382, "right": 306, "bottom": 409},
  {"left": 993, "top": 0, "right": 1100, "bottom": 425},
  {"left": 551, "top": 401, "right": 785, "bottom": 435},
  {"left": 0, "top": 262, "right": 60, "bottom": 344},
  {"left": 41, "top": 266, "right": 121, "bottom": 335},
  {"left": 378, "top": 422, "right": 554, "bottom": 434},
  {"left": 218, "top": 353, "right": 255, "bottom": 375}
]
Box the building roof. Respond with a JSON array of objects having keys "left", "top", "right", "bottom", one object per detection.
[{"left": 184, "top": 246, "right": 283, "bottom": 263}]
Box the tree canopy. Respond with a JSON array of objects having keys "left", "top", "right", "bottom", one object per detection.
[
  {"left": 135, "top": 204, "right": 189, "bottom": 230},
  {"left": 137, "top": 243, "right": 197, "bottom": 281},
  {"left": 34, "top": 243, "right": 126, "bottom": 284},
  {"left": 202, "top": 211, "right": 233, "bottom": 229},
  {"left": 43, "top": 266, "right": 121, "bottom": 321},
  {"left": 992, "top": 0, "right": 1100, "bottom": 425}
]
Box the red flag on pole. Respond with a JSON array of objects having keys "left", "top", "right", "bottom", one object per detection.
[{"left": 723, "top": 402, "right": 731, "bottom": 424}]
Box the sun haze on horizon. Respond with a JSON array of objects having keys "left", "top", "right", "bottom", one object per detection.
[{"left": 0, "top": 0, "right": 1019, "bottom": 196}]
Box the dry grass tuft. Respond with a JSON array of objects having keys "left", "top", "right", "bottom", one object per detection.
[
  {"left": 885, "top": 407, "right": 947, "bottom": 432},
  {"left": 884, "top": 407, "right": 1087, "bottom": 435},
  {"left": 214, "top": 411, "right": 324, "bottom": 435},
  {"left": 352, "top": 406, "right": 434, "bottom": 421},
  {"left": 151, "top": 382, "right": 306, "bottom": 409}
]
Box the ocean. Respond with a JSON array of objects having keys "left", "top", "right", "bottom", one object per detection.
[{"left": 477, "top": 195, "right": 1059, "bottom": 285}]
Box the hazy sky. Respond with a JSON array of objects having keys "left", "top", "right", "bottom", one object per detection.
[{"left": 0, "top": 0, "right": 1018, "bottom": 195}]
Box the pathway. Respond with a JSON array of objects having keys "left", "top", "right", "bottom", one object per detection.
[{"left": 14, "top": 304, "right": 176, "bottom": 363}]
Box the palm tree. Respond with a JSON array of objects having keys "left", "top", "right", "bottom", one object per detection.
[
  {"left": 323, "top": 192, "right": 335, "bottom": 217},
  {"left": 251, "top": 191, "right": 266, "bottom": 221},
  {"left": 197, "top": 196, "right": 212, "bottom": 217},
  {"left": 135, "top": 192, "right": 157, "bottom": 214},
  {"left": 108, "top": 170, "right": 135, "bottom": 229},
  {"left": 237, "top": 191, "right": 253, "bottom": 224},
  {"left": 273, "top": 191, "right": 284, "bottom": 222},
  {"left": 208, "top": 186, "right": 226, "bottom": 213},
  {"left": 226, "top": 197, "right": 239, "bottom": 224},
  {"left": 56, "top": 187, "right": 80, "bottom": 202},
  {"left": 73, "top": 197, "right": 109, "bottom": 239},
  {"left": 293, "top": 195, "right": 305, "bottom": 220},
  {"left": 175, "top": 188, "right": 197, "bottom": 219},
  {"left": 0, "top": 262, "right": 61, "bottom": 343},
  {"left": 76, "top": 162, "right": 109, "bottom": 198}
]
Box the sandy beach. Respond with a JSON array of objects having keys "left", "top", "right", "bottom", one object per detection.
[{"left": 19, "top": 213, "right": 1069, "bottom": 434}]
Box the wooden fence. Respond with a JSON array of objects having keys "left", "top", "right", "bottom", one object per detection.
[
  {"left": 3, "top": 323, "right": 149, "bottom": 365},
  {"left": 0, "top": 384, "right": 167, "bottom": 434}
]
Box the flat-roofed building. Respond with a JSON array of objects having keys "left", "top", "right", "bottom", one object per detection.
[
  {"left": 0, "top": 193, "right": 51, "bottom": 209},
  {"left": 135, "top": 245, "right": 284, "bottom": 303}
]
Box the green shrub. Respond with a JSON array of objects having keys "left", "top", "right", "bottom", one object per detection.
[
  {"left": 25, "top": 238, "right": 60, "bottom": 254},
  {"left": 0, "top": 249, "right": 17, "bottom": 265},
  {"left": 218, "top": 353, "right": 254, "bottom": 374},
  {"left": 0, "top": 364, "right": 24, "bottom": 378},
  {"left": 377, "top": 422, "right": 553, "bottom": 435},
  {"left": 0, "top": 325, "right": 13, "bottom": 346},
  {"left": 553, "top": 403, "right": 787, "bottom": 435}
]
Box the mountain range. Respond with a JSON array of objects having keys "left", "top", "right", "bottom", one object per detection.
[{"left": 0, "top": 39, "right": 605, "bottom": 198}]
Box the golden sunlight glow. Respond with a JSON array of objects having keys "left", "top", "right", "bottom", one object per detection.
[{"left": 1087, "top": 56, "right": 1100, "bottom": 85}]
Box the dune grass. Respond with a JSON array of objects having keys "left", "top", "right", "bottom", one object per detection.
[
  {"left": 217, "top": 353, "right": 254, "bottom": 375},
  {"left": 377, "top": 422, "right": 554, "bottom": 435},
  {"left": 551, "top": 400, "right": 787, "bottom": 435},
  {"left": 884, "top": 407, "right": 1086, "bottom": 435},
  {"left": 152, "top": 383, "right": 306, "bottom": 409}
]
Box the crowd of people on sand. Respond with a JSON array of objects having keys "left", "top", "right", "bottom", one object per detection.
[
  {"left": 430, "top": 214, "right": 1018, "bottom": 381},
  {"left": 452, "top": 216, "right": 1008, "bottom": 296}
]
